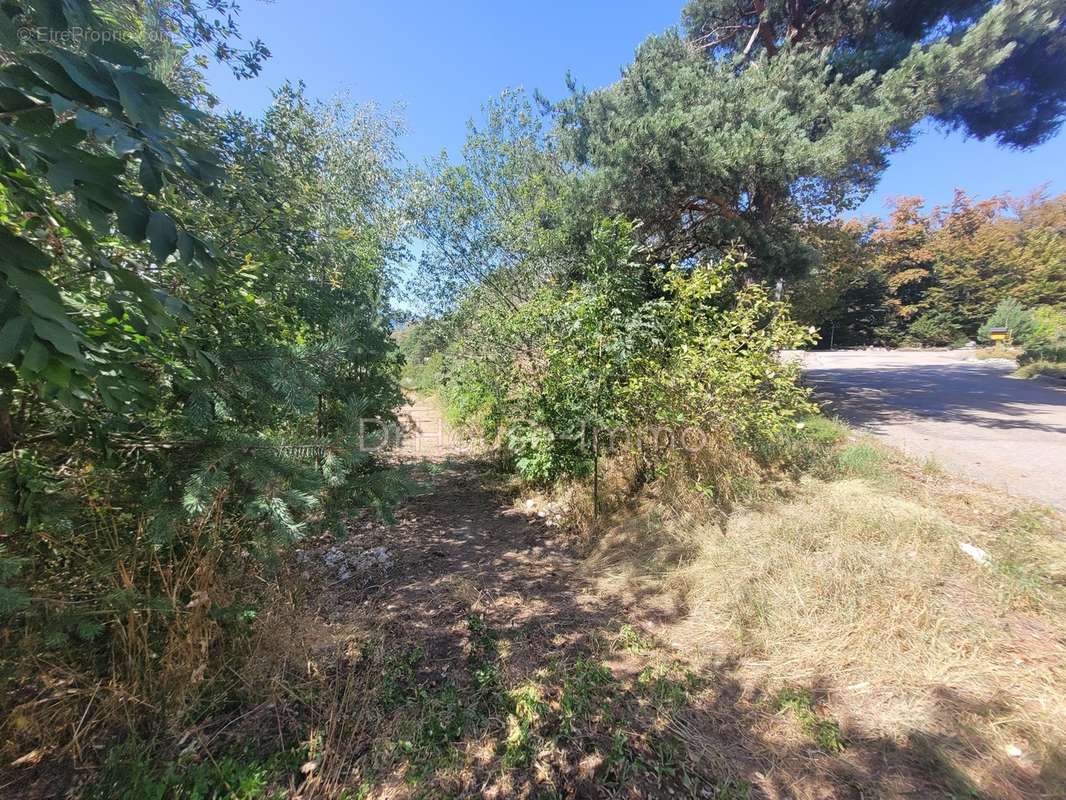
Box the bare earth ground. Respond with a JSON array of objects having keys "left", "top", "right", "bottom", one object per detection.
[
  {"left": 794, "top": 349, "right": 1066, "bottom": 513},
  {"left": 282, "top": 396, "right": 1064, "bottom": 799}
]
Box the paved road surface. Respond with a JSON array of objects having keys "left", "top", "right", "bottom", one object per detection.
[{"left": 795, "top": 350, "right": 1066, "bottom": 513}]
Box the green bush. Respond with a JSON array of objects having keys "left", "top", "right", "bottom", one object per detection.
[
  {"left": 1029, "top": 306, "right": 1066, "bottom": 350},
  {"left": 1018, "top": 346, "right": 1066, "bottom": 365},
  {"left": 904, "top": 311, "right": 964, "bottom": 347},
  {"left": 439, "top": 219, "right": 816, "bottom": 486},
  {"left": 978, "top": 299, "right": 1036, "bottom": 345}
]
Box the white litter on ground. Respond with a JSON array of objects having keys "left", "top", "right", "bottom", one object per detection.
[{"left": 959, "top": 542, "right": 991, "bottom": 565}]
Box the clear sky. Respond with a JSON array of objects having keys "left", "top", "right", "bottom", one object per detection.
[{"left": 206, "top": 0, "right": 1066, "bottom": 219}]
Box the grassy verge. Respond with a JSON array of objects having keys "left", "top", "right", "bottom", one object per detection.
[
  {"left": 20, "top": 417, "right": 1064, "bottom": 799},
  {"left": 582, "top": 418, "right": 1066, "bottom": 798},
  {"left": 1013, "top": 360, "right": 1066, "bottom": 380}
]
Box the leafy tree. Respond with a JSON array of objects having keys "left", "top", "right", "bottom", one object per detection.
[
  {"left": 0, "top": 3, "right": 411, "bottom": 765},
  {"left": 792, "top": 189, "right": 1066, "bottom": 346},
  {"left": 436, "top": 219, "right": 815, "bottom": 488},
  {"left": 904, "top": 310, "right": 964, "bottom": 346},
  {"left": 1005, "top": 191, "right": 1066, "bottom": 307},
  {"left": 0, "top": 0, "right": 233, "bottom": 448},
  {"left": 412, "top": 89, "right": 568, "bottom": 315},
  {"left": 872, "top": 196, "right": 937, "bottom": 331},
  {"left": 788, "top": 219, "right": 891, "bottom": 347}
]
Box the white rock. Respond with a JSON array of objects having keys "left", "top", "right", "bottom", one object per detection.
[
  {"left": 525, "top": 499, "right": 535, "bottom": 509},
  {"left": 959, "top": 542, "right": 991, "bottom": 565},
  {"left": 1006, "top": 744, "right": 1023, "bottom": 758}
]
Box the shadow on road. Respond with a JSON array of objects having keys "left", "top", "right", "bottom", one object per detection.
[{"left": 805, "top": 362, "right": 1066, "bottom": 435}]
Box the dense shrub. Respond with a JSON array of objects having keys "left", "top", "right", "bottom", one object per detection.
[
  {"left": 1018, "top": 346, "right": 1066, "bottom": 365},
  {"left": 0, "top": 4, "right": 410, "bottom": 775},
  {"left": 437, "top": 220, "right": 816, "bottom": 489},
  {"left": 1029, "top": 306, "right": 1066, "bottom": 350},
  {"left": 904, "top": 311, "right": 965, "bottom": 347}
]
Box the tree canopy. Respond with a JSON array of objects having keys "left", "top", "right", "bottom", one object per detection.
[{"left": 551, "top": 0, "right": 1065, "bottom": 279}]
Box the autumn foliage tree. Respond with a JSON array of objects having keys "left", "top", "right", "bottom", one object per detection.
[{"left": 798, "top": 190, "right": 1066, "bottom": 346}]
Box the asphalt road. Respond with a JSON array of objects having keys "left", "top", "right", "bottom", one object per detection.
[{"left": 794, "top": 350, "right": 1066, "bottom": 513}]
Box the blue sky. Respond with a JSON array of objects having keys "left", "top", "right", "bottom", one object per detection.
[{"left": 206, "top": 0, "right": 1066, "bottom": 219}]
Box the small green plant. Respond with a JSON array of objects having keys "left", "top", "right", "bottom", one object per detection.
[
  {"left": 637, "top": 664, "right": 700, "bottom": 708},
  {"left": 836, "top": 442, "right": 885, "bottom": 481},
  {"left": 615, "top": 623, "right": 652, "bottom": 653},
  {"left": 380, "top": 647, "right": 424, "bottom": 709},
  {"left": 775, "top": 689, "right": 846, "bottom": 753},
  {"left": 501, "top": 683, "right": 548, "bottom": 768},
  {"left": 90, "top": 739, "right": 302, "bottom": 800},
  {"left": 599, "top": 729, "right": 638, "bottom": 787},
  {"left": 559, "top": 657, "right": 615, "bottom": 737},
  {"left": 465, "top": 612, "right": 503, "bottom": 701},
  {"left": 921, "top": 455, "right": 943, "bottom": 475}
]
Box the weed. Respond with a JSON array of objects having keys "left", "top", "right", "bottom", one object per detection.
[
  {"left": 380, "top": 647, "right": 423, "bottom": 709},
  {"left": 615, "top": 622, "right": 652, "bottom": 652},
  {"left": 501, "top": 683, "right": 547, "bottom": 768},
  {"left": 775, "top": 689, "right": 846, "bottom": 753},
  {"left": 466, "top": 612, "right": 502, "bottom": 702},
  {"left": 394, "top": 684, "right": 470, "bottom": 784},
  {"left": 835, "top": 441, "right": 885, "bottom": 481},
  {"left": 637, "top": 664, "right": 698, "bottom": 708},
  {"left": 921, "top": 455, "right": 942, "bottom": 475},
  {"left": 712, "top": 779, "right": 753, "bottom": 799},
  {"left": 90, "top": 738, "right": 302, "bottom": 800},
  {"left": 599, "top": 729, "right": 638, "bottom": 786},
  {"left": 558, "top": 657, "right": 615, "bottom": 737}
]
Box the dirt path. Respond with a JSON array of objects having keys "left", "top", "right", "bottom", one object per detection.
[
  {"left": 295, "top": 397, "right": 691, "bottom": 797},
  {"left": 372, "top": 397, "right": 612, "bottom": 680}
]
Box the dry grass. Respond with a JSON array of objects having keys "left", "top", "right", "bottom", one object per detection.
[
  {"left": 583, "top": 434, "right": 1066, "bottom": 798},
  {"left": 1014, "top": 360, "right": 1066, "bottom": 380},
  {"left": 975, "top": 346, "right": 1023, "bottom": 361}
]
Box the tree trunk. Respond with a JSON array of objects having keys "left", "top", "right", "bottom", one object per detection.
[{"left": 0, "top": 404, "right": 14, "bottom": 453}]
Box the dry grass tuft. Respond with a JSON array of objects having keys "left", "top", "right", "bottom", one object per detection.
[
  {"left": 583, "top": 434, "right": 1066, "bottom": 798},
  {"left": 975, "top": 346, "right": 1023, "bottom": 361},
  {"left": 1014, "top": 360, "right": 1066, "bottom": 380}
]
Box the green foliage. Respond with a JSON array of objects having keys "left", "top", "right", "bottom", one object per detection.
[
  {"left": 775, "top": 688, "right": 846, "bottom": 754},
  {"left": 800, "top": 191, "right": 1066, "bottom": 347},
  {"left": 551, "top": 1, "right": 1065, "bottom": 280},
  {"left": 90, "top": 738, "right": 300, "bottom": 800},
  {"left": 0, "top": 6, "right": 411, "bottom": 774},
  {"left": 836, "top": 442, "right": 887, "bottom": 482},
  {"left": 396, "top": 317, "right": 456, "bottom": 392},
  {"left": 1028, "top": 305, "right": 1066, "bottom": 350},
  {"left": 905, "top": 311, "right": 964, "bottom": 347},
  {"left": 978, "top": 298, "right": 1036, "bottom": 344},
  {"left": 411, "top": 88, "right": 566, "bottom": 315},
  {"left": 434, "top": 218, "right": 816, "bottom": 487},
  {"left": 977, "top": 299, "right": 1066, "bottom": 366},
  {"left": 0, "top": 0, "right": 230, "bottom": 410}
]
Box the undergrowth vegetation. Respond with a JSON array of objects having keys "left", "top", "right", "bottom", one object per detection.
[{"left": 0, "top": 1, "right": 410, "bottom": 786}]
